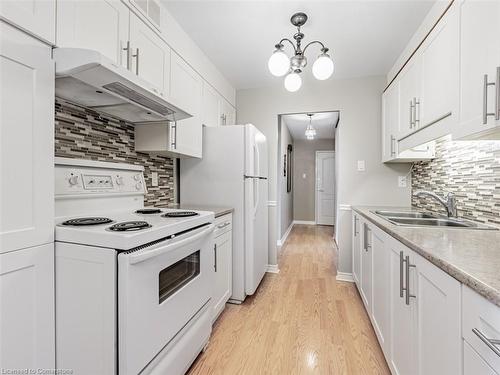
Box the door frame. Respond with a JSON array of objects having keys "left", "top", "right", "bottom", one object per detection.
[{"left": 315, "top": 150, "right": 335, "bottom": 225}]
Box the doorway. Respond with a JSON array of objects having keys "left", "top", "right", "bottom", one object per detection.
[{"left": 276, "top": 111, "right": 339, "bottom": 249}]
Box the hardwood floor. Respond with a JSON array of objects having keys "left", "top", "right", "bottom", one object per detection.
[{"left": 187, "top": 225, "right": 391, "bottom": 375}]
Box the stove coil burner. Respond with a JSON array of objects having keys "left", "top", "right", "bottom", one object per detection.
[
  {"left": 109, "top": 221, "right": 151, "bottom": 231},
  {"left": 135, "top": 208, "right": 162, "bottom": 214},
  {"left": 162, "top": 211, "right": 199, "bottom": 218},
  {"left": 62, "top": 217, "right": 113, "bottom": 226}
]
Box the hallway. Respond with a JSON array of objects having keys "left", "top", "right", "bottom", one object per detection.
[{"left": 188, "top": 225, "right": 390, "bottom": 374}]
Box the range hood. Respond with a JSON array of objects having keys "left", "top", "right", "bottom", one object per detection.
[{"left": 54, "top": 48, "right": 191, "bottom": 123}]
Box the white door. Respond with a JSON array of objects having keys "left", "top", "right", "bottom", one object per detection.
[
  {"left": 244, "top": 125, "right": 268, "bottom": 296},
  {"left": 456, "top": 0, "right": 500, "bottom": 139},
  {"left": 0, "top": 0, "right": 55, "bottom": 44},
  {"left": 129, "top": 12, "right": 170, "bottom": 97},
  {"left": 315, "top": 151, "right": 335, "bottom": 225},
  {"left": 1, "top": 22, "right": 54, "bottom": 253},
  {"left": 413, "top": 250, "right": 461, "bottom": 375},
  {"left": 56, "top": 0, "right": 129, "bottom": 69},
  {"left": 352, "top": 213, "right": 361, "bottom": 286},
  {"left": 0, "top": 244, "right": 55, "bottom": 370}
]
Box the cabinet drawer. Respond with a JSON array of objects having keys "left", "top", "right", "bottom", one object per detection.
[
  {"left": 214, "top": 214, "right": 232, "bottom": 237},
  {"left": 463, "top": 286, "right": 500, "bottom": 372}
]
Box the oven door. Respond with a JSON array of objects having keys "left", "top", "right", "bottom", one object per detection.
[{"left": 118, "top": 224, "right": 214, "bottom": 375}]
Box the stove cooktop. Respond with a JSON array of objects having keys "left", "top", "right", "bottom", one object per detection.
[
  {"left": 62, "top": 217, "right": 113, "bottom": 226},
  {"left": 135, "top": 208, "right": 162, "bottom": 215},
  {"left": 162, "top": 211, "right": 199, "bottom": 218},
  {"left": 109, "top": 221, "right": 152, "bottom": 232}
]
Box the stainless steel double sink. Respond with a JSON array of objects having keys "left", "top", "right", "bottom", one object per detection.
[{"left": 372, "top": 210, "right": 498, "bottom": 230}]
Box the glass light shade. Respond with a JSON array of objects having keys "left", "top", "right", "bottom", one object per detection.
[
  {"left": 268, "top": 49, "right": 290, "bottom": 77},
  {"left": 306, "top": 134, "right": 315, "bottom": 140},
  {"left": 305, "top": 126, "right": 316, "bottom": 137},
  {"left": 312, "top": 53, "right": 334, "bottom": 80},
  {"left": 284, "top": 72, "right": 302, "bottom": 92}
]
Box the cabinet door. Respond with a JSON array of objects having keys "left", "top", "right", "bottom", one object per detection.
[
  {"left": 382, "top": 82, "right": 399, "bottom": 162},
  {"left": 360, "top": 221, "right": 372, "bottom": 311},
  {"left": 371, "top": 226, "right": 390, "bottom": 356},
  {"left": 0, "top": 0, "right": 55, "bottom": 44},
  {"left": 398, "top": 57, "right": 421, "bottom": 138},
  {"left": 56, "top": 0, "right": 129, "bottom": 69},
  {"left": 413, "top": 250, "right": 461, "bottom": 375},
  {"left": 129, "top": 13, "right": 170, "bottom": 97},
  {"left": 456, "top": 0, "right": 500, "bottom": 139},
  {"left": 352, "top": 213, "right": 361, "bottom": 286},
  {"left": 419, "top": 4, "right": 459, "bottom": 134},
  {"left": 213, "top": 230, "right": 232, "bottom": 322},
  {"left": 202, "top": 82, "right": 220, "bottom": 127},
  {"left": 220, "top": 98, "right": 236, "bottom": 125},
  {"left": 1, "top": 22, "right": 54, "bottom": 253},
  {"left": 388, "top": 239, "right": 415, "bottom": 375},
  {"left": 170, "top": 52, "right": 202, "bottom": 116},
  {"left": 0, "top": 244, "right": 55, "bottom": 370},
  {"left": 464, "top": 341, "right": 499, "bottom": 375}
]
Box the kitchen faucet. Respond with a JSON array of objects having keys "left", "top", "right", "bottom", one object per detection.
[{"left": 414, "top": 190, "right": 458, "bottom": 218}]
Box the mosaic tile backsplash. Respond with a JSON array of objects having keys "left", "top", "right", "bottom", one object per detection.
[
  {"left": 411, "top": 135, "right": 500, "bottom": 227},
  {"left": 54, "top": 98, "right": 176, "bottom": 207}
]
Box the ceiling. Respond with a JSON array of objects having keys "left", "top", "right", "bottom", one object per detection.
[
  {"left": 163, "top": 1, "right": 435, "bottom": 89},
  {"left": 282, "top": 111, "right": 338, "bottom": 140}
]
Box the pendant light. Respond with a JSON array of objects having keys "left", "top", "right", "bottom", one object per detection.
[{"left": 305, "top": 114, "right": 316, "bottom": 140}]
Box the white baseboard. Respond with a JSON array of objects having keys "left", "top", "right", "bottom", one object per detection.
[
  {"left": 293, "top": 220, "right": 316, "bottom": 225},
  {"left": 277, "top": 221, "right": 294, "bottom": 247},
  {"left": 266, "top": 264, "right": 280, "bottom": 274},
  {"left": 336, "top": 272, "right": 354, "bottom": 283}
]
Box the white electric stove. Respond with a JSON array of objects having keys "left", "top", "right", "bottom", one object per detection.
[{"left": 54, "top": 157, "right": 215, "bottom": 375}]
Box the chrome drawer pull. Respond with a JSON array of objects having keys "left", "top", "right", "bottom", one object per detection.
[
  {"left": 483, "top": 74, "right": 496, "bottom": 124},
  {"left": 217, "top": 222, "right": 230, "bottom": 229},
  {"left": 400, "top": 251, "right": 406, "bottom": 298},
  {"left": 473, "top": 328, "right": 500, "bottom": 357},
  {"left": 405, "top": 255, "right": 416, "bottom": 305}
]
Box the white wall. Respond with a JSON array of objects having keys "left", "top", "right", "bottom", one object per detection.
[
  {"left": 293, "top": 139, "right": 335, "bottom": 222},
  {"left": 236, "top": 75, "right": 411, "bottom": 273},
  {"left": 278, "top": 119, "right": 293, "bottom": 239}
]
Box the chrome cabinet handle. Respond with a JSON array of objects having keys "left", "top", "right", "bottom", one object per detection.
[
  {"left": 405, "top": 255, "right": 416, "bottom": 305},
  {"left": 123, "top": 41, "right": 131, "bottom": 70},
  {"left": 354, "top": 216, "right": 359, "bottom": 236},
  {"left": 473, "top": 328, "right": 500, "bottom": 357},
  {"left": 390, "top": 135, "right": 396, "bottom": 157},
  {"left": 132, "top": 48, "right": 140, "bottom": 75},
  {"left": 214, "top": 244, "right": 217, "bottom": 272},
  {"left": 410, "top": 99, "right": 415, "bottom": 128},
  {"left": 496, "top": 67, "right": 500, "bottom": 121},
  {"left": 170, "top": 121, "right": 177, "bottom": 149},
  {"left": 415, "top": 98, "right": 420, "bottom": 127},
  {"left": 363, "top": 223, "right": 367, "bottom": 251},
  {"left": 363, "top": 224, "right": 371, "bottom": 252},
  {"left": 217, "top": 222, "right": 230, "bottom": 229},
  {"left": 400, "top": 251, "right": 406, "bottom": 298},
  {"left": 483, "top": 73, "right": 496, "bottom": 124}
]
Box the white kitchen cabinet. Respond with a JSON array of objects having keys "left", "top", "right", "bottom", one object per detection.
[
  {"left": 398, "top": 56, "right": 422, "bottom": 139},
  {"left": 360, "top": 221, "right": 372, "bottom": 311},
  {"left": 455, "top": 0, "right": 500, "bottom": 140},
  {"left": 202, "top": 81, "right": 221, "bottom": 127},
  {"left": 352, "top": 213, "right": 362, "bottom": 286},
  {"left": 0, "top": 243, "right": 55, "bottom": 370},
  {"left": 129, "top": 0, "right": 162, "bottom": 30},
  {"left": 464, "top": 340, "right": 499, "bottom": 375},
  {"left": 0, "top": 21, "right": 54, "bottom": 253},
  {"left": 220, "top": 98, "right": 236, "bottom": 126},
  {"left": 56, "top": 0, "right": 129, "bottom": 69},
  {"left": 371, "top": 225, "right": 390, "bottom": 357},
  {"left": 170, "top": 51, "right": 202, "bottom": 117},
  {"left": 0, "top": 0, "right": 55, "bottom": 44},
  {"left": 213, "top": 213, "right": 233, "bottom": 323},
  {"left": 129, "top": 11, "right": 171, "bottom": 97}
]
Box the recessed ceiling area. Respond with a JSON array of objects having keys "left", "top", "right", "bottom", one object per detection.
[
  {"left": 282, "top": 112, "right": 338, "bottom": 141},
  {"left": 163, "top": 1, "right": 436, "bottom": 89}
]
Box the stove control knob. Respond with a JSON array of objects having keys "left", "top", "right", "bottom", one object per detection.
[
  {"left": 134, "top": 174, "right": 141, "bottom": 181},
  {"left": 68, "top": 175, "right": 79, "bottom": 186},
  {"left": 135, "top": 182, "right": 143, "bottom": 190},
  {"left": 115, "top": 176, "right": 124, "bottom": 186}
]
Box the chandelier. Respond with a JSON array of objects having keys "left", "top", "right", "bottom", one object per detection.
[
  {"left": 268, "top": 12, "right": 334, "bottom": 92},
  {"left": 305, "top": 114, "right": 316, "bottom": 140}
]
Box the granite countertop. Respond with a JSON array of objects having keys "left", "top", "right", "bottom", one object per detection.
[
  {"left": 168, "top": 203, "right": 234, "bottom": 218},
  {"left": 353, "top": 206, "right": 500, "bottom": 307}
]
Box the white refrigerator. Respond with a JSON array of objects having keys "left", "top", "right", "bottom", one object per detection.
[{"left": 180, "top": 124, "right": 268, "bottom": 303}]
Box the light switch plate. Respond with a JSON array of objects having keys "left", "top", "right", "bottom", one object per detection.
[
  {"left": 398, "top": 176, "right": 407, "bottom": 188},
  {"left": 357, "top": 160, "right": 366, "bottom": 172},
  {"left": 302, "top": 173, "right": 307, "bottom": 179},
  {"left": 151, "top": 172, "right": 159, "bottom": 187}
]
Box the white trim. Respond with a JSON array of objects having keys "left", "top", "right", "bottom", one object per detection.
[
  {"left": 336, "top": 272, "right": 354, "bottom": 283},
  {"left": 267, "top": 200, "right": 277, "bottom": 207},
  {"left": 339, "top": 204, "right": 352, "bottom": 211},
  {"left": 266, "top": 264, "right": 280, "bottom": 274},
  {"left": 293, "top": 220, "right": 316, "bottom": 225},
  {"left": 277, "top": 220, "right": 294, "bottom": 247}
]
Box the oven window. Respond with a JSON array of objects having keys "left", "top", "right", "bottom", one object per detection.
[{"left": 159, "top": 250, "right": 200, "bottom": 304}]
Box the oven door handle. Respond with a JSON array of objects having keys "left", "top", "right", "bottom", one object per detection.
[{"left": 127, "top": 224, "right": 214, "bottom": 265}]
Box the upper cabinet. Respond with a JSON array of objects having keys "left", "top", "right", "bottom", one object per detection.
[
  {"left": 220, "top": 98, "right": 236, "bottom": 126},
  {"left": 455, "top": 0, "right": 500, "bottom": 140},
  {"left": 0, "top": 0, "right": 55, "bottom": 44},
  {"left": 56, "top": 0, "right": 129, "bottom": 68},
  {"left": 129, "top": 12, "right": 170, "bottom": 97},
  {"left": 202, "top": 82, "right": 237, "bottom": 127},
  {"left": 170, "top": 52, "right": 202, "bottom": 117}
]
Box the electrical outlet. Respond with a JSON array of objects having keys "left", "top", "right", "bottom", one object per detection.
[
  {"left": 151, "top": 172, "right": 159, "bottom": 187},
  {"left": 398, "top": 176, "right": 407, "bottom": 188},
  {"left": 357, "top": 160, "right": 366, "bottom": 172}
]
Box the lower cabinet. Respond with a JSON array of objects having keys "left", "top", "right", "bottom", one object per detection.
[
  {"left": 354, "top": 215, "right": 461, "bottom": 375},
  {"left": 0, "top": 244, "right": 55, "bottom": 370},
  {"left": 212, "top": 213, "right": 233, "bottom": 323},
  {"left": 352, "top": 213, "right": 361, "bottom": 286}
]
